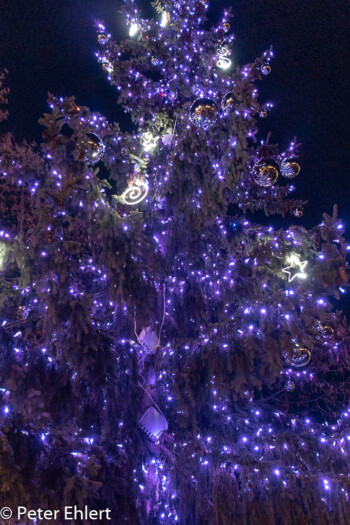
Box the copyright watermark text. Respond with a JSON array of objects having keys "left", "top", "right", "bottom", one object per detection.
[{"left": 0, "top": 506, "right": 112, "bottom": 521}]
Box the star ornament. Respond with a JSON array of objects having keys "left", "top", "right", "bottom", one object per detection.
[{"left": 282, "top": 254, "right": 308, "bottom": 283}]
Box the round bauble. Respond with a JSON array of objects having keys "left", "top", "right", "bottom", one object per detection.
[
  {"left": 151, "top": 56, "right": 160, "bottom": 66},
  {"left": 223, "top": 22, "right": 230, "bottom": 32},
  {"left": 291, "top": 346, "right": 311, "bottom": 367},
  {"left": 285, "top": 380, "right": 295, "bottom": 392},
  {"left": 81, "top": 133, "right": 105, "bottom": 165},
  {"left": 293, "top": 207, "right": 303, "bottom": 218},
  {"left": 17, "top": 305, "right": 30, "bottom": 320},
  {"left": 259, "top": 109, "right": 268, "bottom": 118},
  {"left": 280, "top": 158, "right": 300, "bottom": 179},
  {"left": 191, "top": 85, "right": 202, "bottom": 96},
  {"left": 190, "top": 98, "right": 217, "bottom": 130},
  {"left": 168, "top": 89, "right": 178, "bottom": 102},
  {"left": 283, "top": 345, "right": 311, "bottom": 368},
  {"left": 221, "top": 91, "right": 235, "bottom": 111},
  {"left": 98, "top": 32, "right": 109, "bottom": 45},
  {"left": 252, "top": 159, "right": 280, "bottom": 187},
  {"left": 102, "top": 61, "right": 113, "bottom": 74},
  {"left": 261, "top": 64, "right": 271, "bottom": 75},
  {"left": 319, "top": 323, "right": 334, "bottom": 337}
]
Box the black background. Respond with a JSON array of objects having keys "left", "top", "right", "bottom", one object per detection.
[{"left": 0, "top": 0, "right": 349, "bottom": 287}]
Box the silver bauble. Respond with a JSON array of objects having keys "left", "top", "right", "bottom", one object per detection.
[
  {"left": 252, "top": 159, "right": 279, "bottom": 187},
  {"left": 221, "top": 91, "right": 235, "bottom": 111},
  {"left": 261, "top": 64, "right": 271, "bottom": 75},
  {"left": 285, "top": 380, "right": 295, "bottom": 392},
  {"left": 190, "top": 98, "right": 217, "bottom": 130},
  {"left": 81, "top": 133, "right": 105, "bottom": 165},
  {"left": 98, "top": 32, "right": 109, "bottom": 45},
  {"left": 280, "top": 158, "right": 301, "bottom": 179},
  {"left": 293, "top": 207, "right": 303, "bottom": 218},
  {"left": 283, "top": 346, "right": 312, "bottom": 368}
]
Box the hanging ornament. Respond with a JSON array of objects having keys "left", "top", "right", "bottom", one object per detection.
[
  {"left": 261, "top": 64, "right": 271, "bottom": 75},
  {"left": 190, "top": 98, "right": 217, "bottom": 130},
  {"left": 282, "top": 254, "right": 308, "bottom": 282},
  {"left": 151, "top": 56, "right": 160, "bottom": 66},
  {"left": 0, "top": 241, "right": 9, "bottom": 271},
  {"left": 191, "top": 85, "right": 202, "bottom": 96},
  {"left": 285, "top": 380, "right": 295, "bottom": 392},
  {"left": 283, "top": 345, "right": 311, "bottom": 368},
  {"left": 221, "top": 91, "right": 235, "bottom": 111},
  {"left": 102, "top": 61, "right": 113, "bottom": 74},
  {"left": 293, "top": 207, "right": 303, "bottom": 218},
  {"left": 223, "top": 22, "right": 230, "bottom": 32},
  {"left": 116, "top": 175, "right": 149, "bottom": 206},
  {"left": 168, "top": 89, "right": 178, "bottom": 102},
  {"left": 129, "top": 23, "right": 139, "bottom": 37},
  {"left": 138, "top": 407, "right": 168, "bottom": 441},
  {"left": 252, "top": 159, "right": 279, "bottom": 187},
  {"left": 17, "top": 306, "right": 30, "bottom": 321},
  {"left": 280, "top": 158, "right": 301, "bottom": 179},
  {"left": 160, "top": 12, "right": 170, "bottom": 28},
  {"left": 216, "top": 46, "right": 232, "bottom": 70},
  {"left": 80, "top": 133, "right": 105, "bottom": 165},
  {"left": 98, "top": 32, "right": 109, "bottom": 45},
  {"left": 317, "top": 322, "right": 334, "bottom": 337},
  {"left": 140, "top": 131, "right": 159, "bottom": 152},
  {"left": 138, "top": 326, "right": 159, "bottom": 354},
  {"left": 259, "top": 109, "right": 268, "bottom": 118},
  {"left": 162, "top": 128, "right": 175, "bottom": 146}
]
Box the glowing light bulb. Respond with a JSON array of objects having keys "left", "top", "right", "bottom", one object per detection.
[
  {"left": 160, "top": 12, "right": 169, "bottom": 28},
  {"left": 0, "top": 241, "right": 8, "bottom": 271},
  {"left": 129, "top": 23, "right": 139, "bottom": 37}
]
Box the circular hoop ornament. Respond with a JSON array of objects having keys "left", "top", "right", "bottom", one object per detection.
[{"left": 190, "top": 98, "right": 217, "bottom": 130}]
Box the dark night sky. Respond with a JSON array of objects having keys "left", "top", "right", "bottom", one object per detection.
[{"left": 0, "top": 0, "right": 349, "bottom": 222}]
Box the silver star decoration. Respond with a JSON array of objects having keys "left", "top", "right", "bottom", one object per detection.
[{"left": 282, "top": 254, "right": 308, "bottom": 282}]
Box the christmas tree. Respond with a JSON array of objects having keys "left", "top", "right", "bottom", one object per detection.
[{"left": 0, "top": 1, "right": 349, "bottom": 523}]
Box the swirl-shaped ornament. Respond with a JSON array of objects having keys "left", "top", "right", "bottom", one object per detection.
[
  {"left": 216, "top": 46, "right": 232, "bottom": 70},
  {"left": 119, "top": 178, "right": 149, "bottom": 206}
]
